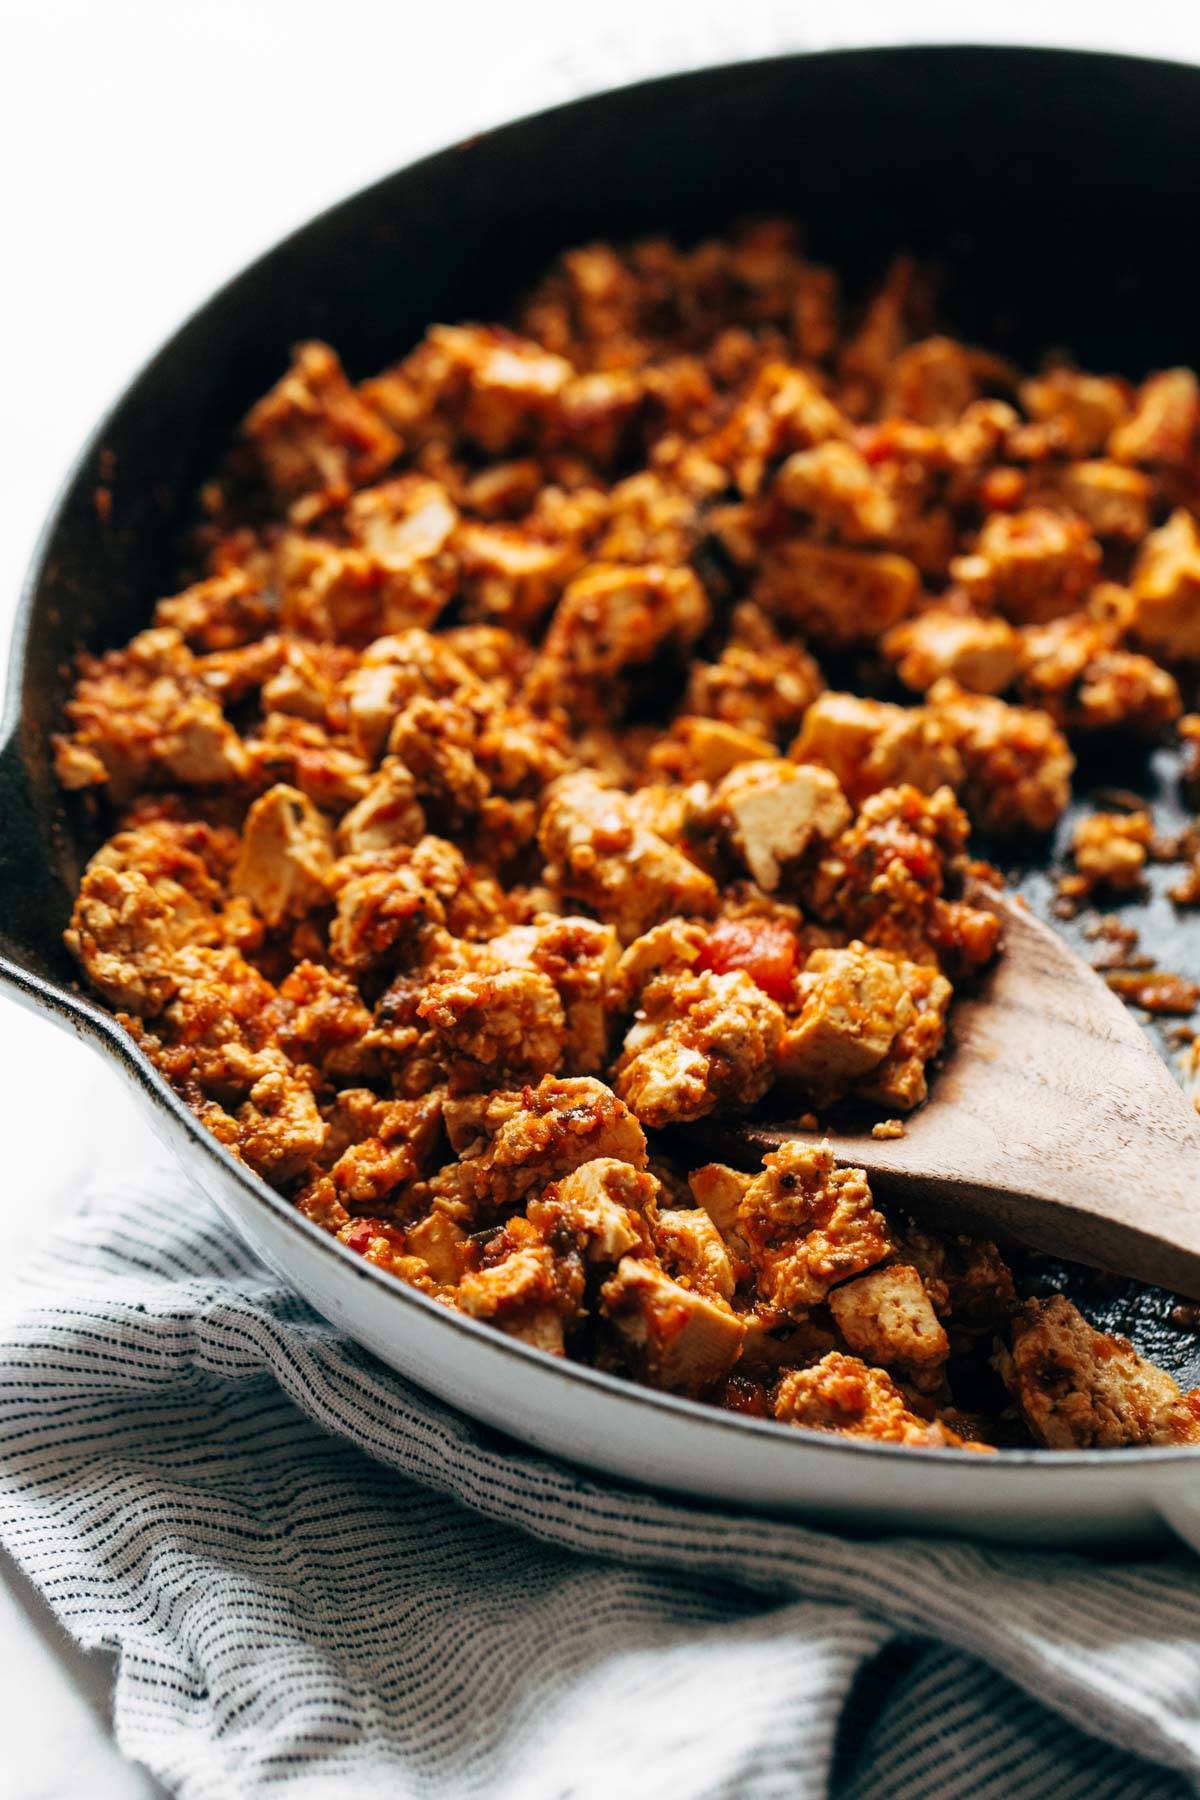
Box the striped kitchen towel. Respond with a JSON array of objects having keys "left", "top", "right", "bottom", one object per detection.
[{"left": 0, "top": 1140, "right": 1197, "bottom": 1800}]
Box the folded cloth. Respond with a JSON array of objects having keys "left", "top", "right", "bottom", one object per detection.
[{"left": 0, "top": 1145, "right": 1196, "bottom": 1800}]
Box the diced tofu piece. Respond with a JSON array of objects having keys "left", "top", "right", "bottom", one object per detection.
[
  {"left": 340, "top": 629, "right": 484, "bottom": 760},
  {"left": 828, "top": 1265, "right": 950, "bottom": 1368},
  {"left": 56, "top": 627, "right": 250, "bottom": 799},
  {"left": 422, "top": 323, "right": 574, "bottom": 453},
  {"left": 774, "top": 440, "right": 896, "bottom": 540},
  {"left": 600, "top": 1256, "right": 746, "bottom": 1395},
  {"left": 539, "top": 774, "right": 718, "bottom": 943},
  {"left": 555, "top": 368, "right": 645, "bottom": 463},
  {"left": 1109, "top": 368, "right": 1199, "bottom": 466},
  {"left": 243, "top": 341, "right": 399, "bottom": 513},
  {"left": 203, "top": 1054, "right": 329, "bottom": 1185},
  {"left": 954, "top": 508, "right": 1100, "bottom": 624},
  {"left": 456, "top": 1219, "right": 582, "bottom": 1356},
  {"left": 63, "top": 863, "right": 209, "bottom": 1015},
  {"left": 859, "top": 959, "right": 952, "bottom": 1111},
  {"left": 430, "top": 1075, "right": 647, "bottom": 1224},
  {"left": 710, "top": 361, "right": 851, "bottom": 496},
  {"left": 687, "top": 1162, "right": 754, "bottom": 1267},
  {"left": 417, "top": 966, "right": 566, "bottom": 1086},
  {"left": 713, "top": 759, "right": 852, "bottom": 890},
  {"left": 528, "top": 562, "right": 710, "bottom": 716},
  {"left": 233, "top": 784, "right": 334, "bottom": 927},
  {"left": 739, "top": 1140, "right": 891, "bottom": 1314},
  {"left": 526, "top": 1157, "right": 657, "bottom": 1265},
  {"left": 347, "top": 473, "right": 458, "bottom": 564},
  {"left": 488, "top": 915, "right": 619, "bottom": 1076},
  {"left": 751, "top": 539, "right": 919, "bottom": 647},
  {"left": 880, "top": 335, "right": 980, "bottom": 427},
  {"left": 1130, "top": 509, "right": 1200, "bottom": 660},
  {"left": 997, "top": 1295, "right": 1200, "bottom": 1448},
  {"left": 1051, "top": 461, "right": 1152, "bottom": 541},
  {"left": 1071, "top": 811, "right": 1153, "bottom": 891},
  {"left": 684, "top": 602, "right": 824, "bottom": 744},
  {"left": 614, "top": 969, "right": 785, "bottom": 1126},
  {"left": 1016, "top": 613, "right": 1181, "bottom": 735},
  {"left": 645, "top": 716, "right": 778, "bottom": 784},
  {"left": 455, "top": 520, "right": 583, "bottom": 629},
  {"left": 336, "top": 759, "right": 426, "bottom": 855},
  {"left": 1019, "top": 367, "right": 1131, "bottom": 456},
  {"left": 773, "top": 1352, "right": 962, "bottom": 1446},
  {"left": 405, "top": 1212, "right": 472, "bottom": 1285},
  {"left": 777, "top": 944, "right": 915, "bottom": 1096},
  {"left": 652, "top": 1207, "right": 736, "bottom": 1301},
  {"left": 790, "top": 692, "right": 962, "bottom": 805},
  {"left": 882, "top": 607, "right": 1020, "bottom": 696},
  {"left": 928, "top": 681, "right": 1073, "bottom": 834},
  {"left": 154, "top": 569, "right": 274, "bottom": 651}
]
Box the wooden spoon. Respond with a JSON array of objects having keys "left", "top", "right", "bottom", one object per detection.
[{"left": 710, "top": 885, "right": 1200, "bottom": 1299}]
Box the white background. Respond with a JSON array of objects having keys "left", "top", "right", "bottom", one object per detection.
[{"left": 2, "top": 1, "right": 1200, "bottom": 1793}]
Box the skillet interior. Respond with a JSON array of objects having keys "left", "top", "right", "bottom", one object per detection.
[{"left": 2, "top": 41, "right": 1200, "bottom": 1396}]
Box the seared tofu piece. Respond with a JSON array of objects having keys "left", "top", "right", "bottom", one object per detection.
[
  {"left": 997, "top": 1296, "right": 1200, "bottom": 1448},
  {"left": 739, "top": 1140, "right": 891, "bottom": 1314},
  {"left": 790, "top": 692, "right": 962, "bottom": 805},
  {"left": 417, "top": 966, "right": 566, "bottom": 1086},
  {"left": 1109, "top": 368, "right": 1199, "bottom": 466},
  {"left": 526, "top": 1157, "right": 657, "bottom": 1266},
  {"left": 420, "top": 323, "right": 574, "bottom": 453},
  {"left": 1019, "top": 366, "right": 1131, "bottom": 456},
  {"left": 928, "top": 680, "right": 1073, "bottom": 834},
  {"left": 1130, "top": 509, "right": 1200, "bottom": 661},
  {"left": 652, "top": 1206, "right": 737, "bottom": 1301},
  {"left": 713, "top": 758, "right": 851, "bottom": 890},
  {"left": 645, "top": 716, "right": 778, "bottom": 784},
  {"left": 709, "top": 361, "right": 851, "bottom": 496},
  {"left": 600, "top": 1256, "right": 746, "bottom": 1395},
  {"left": 456, "top": 1218, "right": 583, "bottom": 1356},
  {"left": 1017, "top": 613, "right": 1181, "bottom": 735},
  {"left": 336, "top": 760, "right": 426, "bottom": 855},
  {"left": 777, "top": 944, "right": 914, "bottom": 1098},
  {"left": 684, "top": 602, "right": 824, "bottom": 744},
  {"left": 773, "top": 1352, "right": 964, "bottom": 1446},
  {"left": 233, "top": 784, "right": 334, "bottom": 927},
  {"left": 430, "top": 1075, "right": 647, "bottom": 1224},
  {"left": 954, "top": 507, "right": 1100, "bottom": 624},
  {"left": 455, "top": 519, "right": 584, "bottom": 630},
  {"left": 614, "top": 969, "right": 785, "bottom": 1127},
  {"left": 751, "top": 539, "right": 920, "bottom": 647},
  {"left": 829, "top": 1265, "right": 949, "bottom": 1369},
  {"left": 1049, "top": 460, "right": 1152, "bottom": 542},
  {"left": 539, "top": 773, "right": 718, "bottom": 943},
  {"left": 882, "top": 607, "right": 1019, "bottom": 696},
  {"left": 773, "top": 439, "right": 896, "bottom": 541},
  {"left": 527, "top": 561, "right": 710, "bottom": 718},
  {"left": 243, "top": 341, "right": 399, "bottom": 515},
  {"left": 54, "top": 627, "right": 250, "bottom": 800},
  {"left": 859, "top": 958, "right": 952, "bottom": 1112},
  {"left": 881, "top": 334, "right": 983, "bottom": 427}
]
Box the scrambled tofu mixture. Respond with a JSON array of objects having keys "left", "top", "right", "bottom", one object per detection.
[{"left": 56, "top": 223, "right": 1200, "bottom": 1452}]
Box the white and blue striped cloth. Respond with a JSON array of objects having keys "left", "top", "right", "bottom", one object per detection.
[{"left": 0, "top": 1146, "right": 1197, "bottom": 1799}]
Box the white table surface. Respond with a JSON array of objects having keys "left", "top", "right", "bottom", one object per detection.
[{"left": 2, "top": 1, "right": 1199, "bottom": 1792}]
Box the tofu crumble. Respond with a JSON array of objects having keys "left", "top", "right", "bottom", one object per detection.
[{"left": 56, "top": 222, "right": 1200, "bottom": 1451}]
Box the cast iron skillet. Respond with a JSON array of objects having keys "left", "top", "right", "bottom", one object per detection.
[{"left": 3, "top": 43, "right": 1199, "bottom": 1540}]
